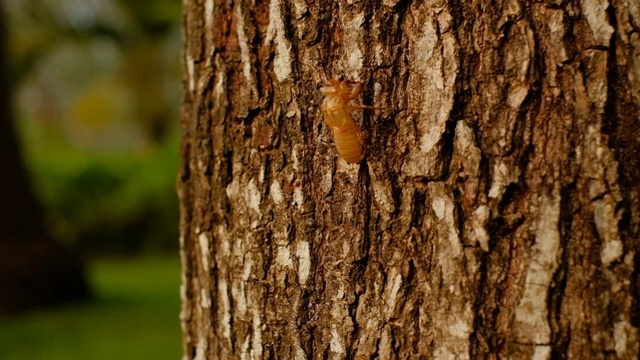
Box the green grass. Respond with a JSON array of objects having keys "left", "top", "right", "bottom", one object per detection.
[{"left": 0, "top": 257, "right": 182, "bottom": 360}]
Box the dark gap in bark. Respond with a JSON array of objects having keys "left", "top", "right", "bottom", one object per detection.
[
  {"left": 604, "top": 8, "right": 640, "bottom": 330},
  {"left": 469, "top": 246, "right": 492, "bottom": 358},
  {"left": 204, "top": 144, "right": 214, "bottom": 178},
  {"left": 358, "top": 160, "right": 372, "bottom": 259},
  {"left": 209, "top": 264, "right": 220, "bottom": 357},
  {"left": 279, "top": 0, "right": 306, "bottom": 95},
  {"left": 318, "top": 2, "right": 340, "bottom": 76},
  {"left": 550, "top": 183, "right": 573, "bottom": 356},
  {"left": 406, "top": 259, "right": 421, "bottom": 356},
  {"left": 392, "top": 0, "right": 413, "bottom": 13},
  {"left": 498, "top": 183, "right": 521, "bottom": 212},
  {"left": 348, "top": 160, "right": 372, "bottom": 357},
  {"left": 180, "top": 143, "right": 193, "bottom": 182},
  {"left": 452, "top": 187, "right": 465, "bottom": 244},
  {"left": 389, "top": 171, "right": 402, "bottom": 216},
  {"left": 410, "top": 188, "right": 426, "bottom": 229},
  {"left": 438, "top": 107, "right": 460, "bottom": 182},
  {"left": 322, "top": 343, "right": 330, "bottom": 360},
  {"left": 286, "top": 222, "right": 295, "bottom": 243},
  {"left": 243, "top": 108, "right": 258, "bottom": 136},
  {"left": 226, "top": 276, "right": 237, "bottom": 354},
  {"left": 263, "top": 154, "right": 272, "bottom": 196},
  {"left": 347, "top": 287, "right": 363, "bottom": 359},
  {"left": 262, "top": 229, "right": 275, "bottom": 281},
  {"left": 307, "top": 325, "right": 317, "bottom": 359},
  {"left": 630, "top": 252, "right": 640, "bottom": 329},
  {"left": 370, "top": 337, "right": 381, "bottom": 359},
  {"left": 389, "top": 327, "right": 400, "bottom": 358}
]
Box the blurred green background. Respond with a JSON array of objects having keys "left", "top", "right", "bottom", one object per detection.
[{"left": 2, "top": 0, "right": 183, "bottom": 358}]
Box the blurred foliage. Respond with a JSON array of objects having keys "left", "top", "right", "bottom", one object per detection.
[
  {"left": 0, "top": 256, "right": 182, "bottom": 359},
  {"left": 27, "top": 135, "right": 180, "bottom": 254},
  {"left": 5, "top": 0, "right": 182, "bottom": 254}
]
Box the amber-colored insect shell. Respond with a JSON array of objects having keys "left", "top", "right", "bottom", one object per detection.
[{"left": 320, "top": 79, "right": 372, "bottom": 163}]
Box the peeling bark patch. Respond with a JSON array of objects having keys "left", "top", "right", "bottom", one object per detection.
[
  {"left": 432, "top": 197, "right": 447, "bottom": 220},
  {"left": 548, "top": 11, "right": 568, "bottom": 64},
  {"left": 594, "top": 198, "right": 623, "bottom": 266},
  {"left": 198, "top": 232, "right": 210, "bottom": 270},
  {"left": 581, "top": 0, "right": 614, "bottom": 46},
  {"left": 204, "top": 0, "right": 214, "bottom": 36},
  {"left": 200, "top": 288, "right": 211, "bottom": 309},
  {"left": 251, "top": 309, "right": 263, "bottom": 358},
  {"left": 472, "top": 206, "right": 490, "bottom": 252},
  {"left": 294, "top": 346, "right": 306, "bottom": 360},
  {"left": 341, "top": 13, "right": 365, "bottom": 74},
  {"left": 194, "top": 337, "right": 208, "bottom": 360},
  {"left": 242, "top": 253, "right": 253, "bottom": 281},
  {"left": 531, "top": 345, "right": 551, "bottom": 360},
  {"left": 247, "top": 179, "right": 262, "bottom": 215},
  {"left": 213, "top": 70, "right": 225, "bottom": 103},
  {"left": 235, "top": 4, "right": 254, "bottom": 87},
  {"left": 219, "top": 279, "right": 232, "bottom": 340},
  {"left": 296, "top": 241, "right": 311, "bottom": 285},
  {"left": 276, "top": 246, "right": 293, "bottom": 267},
  {"left": 187, "top": 54, "right": 195, "bottom": 93},
  {"left": 241, "top": 335, "right": 250, "bottom": 360},
  {"left": 448, "top": 321, "right": 471, "bottom": 339},
  {"left": 403, "top": 13, "right": 458, "bottom": 178},
  {"left": 265, "top": 0, "right": 292, "bottom": 82},
  {"left": 417, "top": 20, "right": 456, "bottom": 151},
  {"left": 293, "top": 187, "right": 304, "bottom": 208},
  {"left": 270, "top": 181, "right": 283, "bottom": 204},
  {"left": 514, "top": 191, "right": 561, "bottom": 344},
  {"left": 233, "top": 281, "right": 247, "bottom": 316},
  {"left": 581, "top": 124, "right": 624, "bottom": 266},
  {"left": 427, "top": 183, "right": 473, "bottom": 358},
  {"left": 372, "top": 180, "right": 394, "bottom": 217},
  {"left": 432, "top": 192, "right": 462, "bottom": 258},
  {"left": 614, "top": 320, "right": 639, "bottom": 356},
  {"left": 330, "top": 326, "right": 345, "bottom": 355},
  {"left": 488, "top": 160, "right": 520, "bottom": 200},
  {"left": 384, "top": 269, "right": 402, "bottom": 316},
  {"left": 320, "top": 170, "right": 333, "bottom": 195}
]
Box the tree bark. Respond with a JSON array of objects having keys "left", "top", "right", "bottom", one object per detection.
[{"left": 179, "top": 1, "right": 640, "bottom": 358}]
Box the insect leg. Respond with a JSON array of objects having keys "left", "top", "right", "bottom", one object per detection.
[
  {"left": 346, "top": 81, "right": 383, "bottom": 109},
  {"left": 347, "top": 81, "right": 363, "bottom": 100},
  {"left": 351, "top": 104, "right": 384, "bottom": 110}
]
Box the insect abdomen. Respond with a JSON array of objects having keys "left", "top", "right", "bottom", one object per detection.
[
  {"left": 333, "top": 123, "right": 363, "bottom": 163},
  {"left": 334, "top": 134, "right": 363, "bottom": 163}
]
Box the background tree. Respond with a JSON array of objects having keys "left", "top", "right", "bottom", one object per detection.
[
  {"left": 0, "top": 3, "right": 89, "bottom": 315},
  {"left": 179, "top": 1, "right": 640, "bottom": 358},
  {"left": 6, "top": 0, "right": 182, "bottom": 255}
]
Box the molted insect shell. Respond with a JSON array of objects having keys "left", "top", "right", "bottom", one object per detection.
[{"left": 320, "top": 79, "right": 379, "bottom": 163}]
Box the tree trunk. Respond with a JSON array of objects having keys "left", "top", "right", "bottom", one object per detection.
[
  {"left": 0, "top": 4, "right": 90, "bottom": 315},
  {"left": 179, "top": 1, "right": 640, "bottom": 358}
]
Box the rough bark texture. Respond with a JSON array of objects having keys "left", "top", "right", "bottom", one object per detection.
[
  {"left": 0, "top": 4, "right": 90, "bottom": 315},
  {"left": 179, "top": 1, "right": 640, "bottom": 358}
]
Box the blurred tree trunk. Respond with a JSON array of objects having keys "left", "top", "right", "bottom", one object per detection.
[
  {"left": 179, "top": 1, "right": 640, "bottom": 358},
  {"left": 0, "top": 4, "right": 89, "bottom": 315}
]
